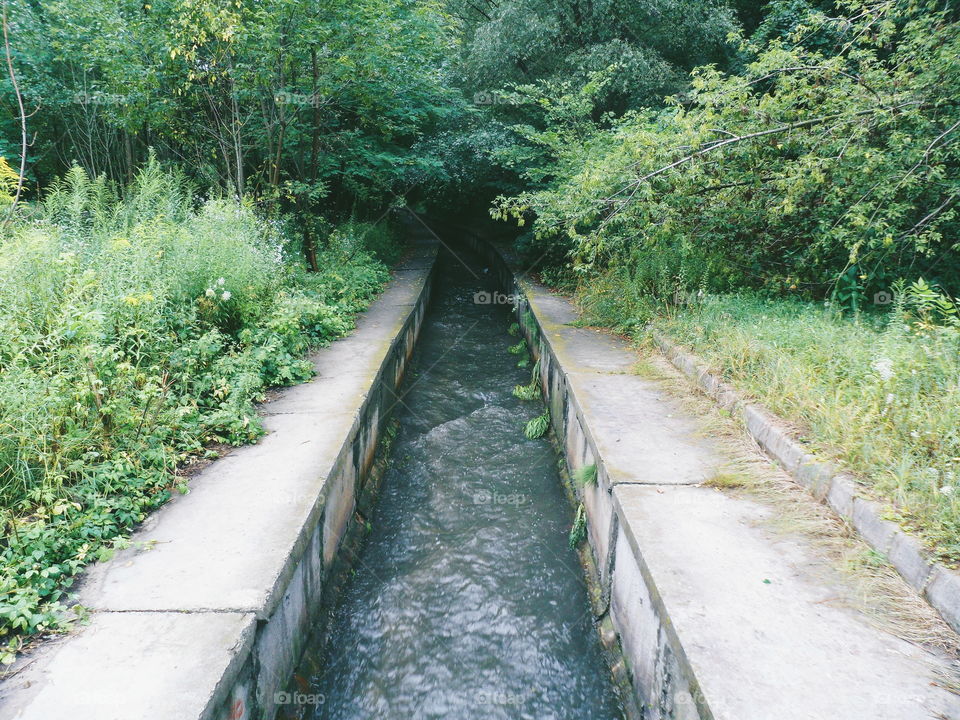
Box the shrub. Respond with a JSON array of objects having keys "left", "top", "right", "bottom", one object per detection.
[
  {"left": 495, "top": 2, "right": 960, "bottom": 304},
  {"left": 0, "top": 161, "right": 389, "bottom": 655}
]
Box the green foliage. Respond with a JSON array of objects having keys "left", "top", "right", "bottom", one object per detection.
[
  {"left": 523, "top": 410, "right": 550, "bottom": 439},
  {"left": 568, "top": 503, "right": 587, "bottom": 549},
  {"left": 0, "top": 162, "right": 388, "bottom": 646},
  {"left": 494, "top": 2, "right": 960, "bottom": 301},
  {"left": 508, "top": 340, "right": 527, "bottom": 355},
  {"left": 327, "top": 219, "right": 404, "bottom": 265},
  {"left": 449, "top": 0, "right": 737, "bottom": 112},
  {"left": 4, "top": 0, "right": 460, "bottom": 225},
  {"left": 574, "top": 463, "right": 598, "bottom": 488},
  {"left": 512, "top": 359, "right": 542, "bottom": 400},
  {"left": 512, "top": 382, "right": 540, "bottom": 401}
]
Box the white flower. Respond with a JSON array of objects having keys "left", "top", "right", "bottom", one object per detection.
[
  {"left": 217, "top": 277, "right": 225, "bottom": 286},
  {"left": 221, "top": 290, "right": 232, "bottom": 301},
  {"left": 871, "top": 357, "right": 895, "bottom": 381},
  {"left": 204, "top": 288, "right": 215, "bottom": 298},
  {"left": 885, "top": 393, "right": 895, "bottom": 405},
  {"left": 939, "top": 485, "right": 954, "bottom": 496}
]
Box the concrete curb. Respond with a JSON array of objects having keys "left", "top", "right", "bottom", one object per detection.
[{"left": 651, "top": 331, "right": 960, "bottom": 635}]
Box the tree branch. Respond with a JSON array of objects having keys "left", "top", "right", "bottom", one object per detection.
[
  {"left": 3, "top": 2, "right": 27, "bottom": 226},
  {"left": 629, "top": 102, "right": 921, "bottom": 188}
]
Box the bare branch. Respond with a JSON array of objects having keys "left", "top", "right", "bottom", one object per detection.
[{"left": 3, "top": 2, "right": 27, "bottom": 226}]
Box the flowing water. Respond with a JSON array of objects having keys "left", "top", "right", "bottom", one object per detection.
[{"left": 286, "top": 247, "right": 622, "bottom": 720}]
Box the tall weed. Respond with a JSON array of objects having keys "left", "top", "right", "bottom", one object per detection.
[{"left": 0, "top": 161, "right": 390, "bottom": 654}]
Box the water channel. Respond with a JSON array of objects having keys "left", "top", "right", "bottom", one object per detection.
[{"left": 283, "top": 246, "right": 623, "bottom": 720}]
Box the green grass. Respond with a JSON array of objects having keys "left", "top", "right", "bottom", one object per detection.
[
  {"left": 512, "top": 359, "right": 541, "bottom": 401},
  {"left": 0, "top": 162, "right": 392, "bottom": 656},
  {"left": 652, "top": 293, "right": 960, "bottom": 564},
  {"left": 523, "top": 411, "right": 550, "bottom": 440},
  {"left": 573, "top": 463, "right": 598, "bottom": 487}
]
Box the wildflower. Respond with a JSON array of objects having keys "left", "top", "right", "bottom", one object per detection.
[
  {"left": 940, "top": 486, "right": 954, "bottom": 496},
  {"left": 885, "top": 393, "right": 895, "bottom": 405},
  {"left": 205, "top": 288, "right": 215, "bottom": 298},
  {"left": 221, "top": 290, "right": 232, "bottom": 301},
  {"left": 217, "top": 277, "right": 225, "bottom": 286},
  {"left": 871, "top": 357, "right": 894, "bottom": 381}
]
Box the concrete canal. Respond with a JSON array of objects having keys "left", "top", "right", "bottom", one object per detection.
[{"left": 282, "top": 246, "right": 623, "bottom": 719}]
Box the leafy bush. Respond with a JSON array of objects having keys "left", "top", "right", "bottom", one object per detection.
[
  {"left": 495, "top": 1, "right": 960, "bottom": 303},
  {"left": 0, "top": 161, "right": 389, "bottom": 655},
  {"left": 523, "top": 411, "right": 550, "bottom": 439}
]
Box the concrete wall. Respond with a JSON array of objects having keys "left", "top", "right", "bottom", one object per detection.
[
  {"left": 216, "top": 272, "right": 434, "bottom": 720},
  {"left": 0, "top": 243, "right": 438, "bottom": 720},
  {"left": 463, "top": 235, "right": 705, "bottom": 719}
]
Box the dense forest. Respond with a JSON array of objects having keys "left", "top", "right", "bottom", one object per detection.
[{"left": 0, "top": 0, "right": 959, "bottom": 658}]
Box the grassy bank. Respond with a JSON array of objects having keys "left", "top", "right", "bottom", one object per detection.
[
  {"left": 0, "top": 163, "right": 394, "bottom": 657},
  {"left": 578, "top": 278, "right": 960, "bottom": 566}
]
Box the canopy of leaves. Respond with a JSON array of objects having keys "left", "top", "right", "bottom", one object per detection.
[
  {"left": 2, "top": 0, "right": 460, "bottom": 216},
  {"left": 448, "top": 0, "right": 738, "bottom": 112},
  {"left": 493, "top": 1, "right": 960, "bottom": 302}
]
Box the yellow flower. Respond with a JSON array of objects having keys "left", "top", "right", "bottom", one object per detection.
[
  {"left": 122, "top": 292, "right": 154, "bottom": 306},
  {"left": 110, "top": 237, "right": 131, "bottom": 250}
]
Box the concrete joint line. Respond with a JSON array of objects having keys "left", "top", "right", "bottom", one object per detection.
[{"left": 608, "top": 480, "right": 701, "bottom": 488}]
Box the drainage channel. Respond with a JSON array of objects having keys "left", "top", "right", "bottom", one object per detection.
[{"left": 278, "top": 245, "right": 623, "bottom": 720}]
